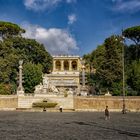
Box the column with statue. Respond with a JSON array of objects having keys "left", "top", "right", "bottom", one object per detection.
[
  {"left": 17, "top": 60, "right": 24, "bottom": 95},
  {"left": 80, "top": 59, "right": 88, "bottom": 96}
]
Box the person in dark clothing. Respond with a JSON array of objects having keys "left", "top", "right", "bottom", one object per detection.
[
  {"left": 59, "top": 106, "right": 63, "bottom": 112},
  {"left": 43, "top": 107, "right": 46, "bottom": 112},
  {"left": 105, "top": 106, "right": 110, "bottom": 120}
]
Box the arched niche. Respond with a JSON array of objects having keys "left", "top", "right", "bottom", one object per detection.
[
  {"left": 55, "top": 60, "right": 61, "bottom": 71},
  {"left": 64, "top": 60, "right": 69, "bottom": 71},
  {"left": 72, "top": 60, "right": 77, "bottom": 70}
]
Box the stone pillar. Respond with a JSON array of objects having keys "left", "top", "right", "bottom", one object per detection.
[
  {"left": 82, "top": 65, "right": 86, "bottom": 87},
  {"left": 80, "top": 60, "right": 88, "bottom": 96},
  {"left": 61, "top": 60, "right": 64, "bottom": 71},
  {"left": 53, "top": 60, "right": 56, "bottom": 71},
  {"left": 77, "top": 60, "right": 79, "bottom": 71},
  {"left": 69, "top": 60, "right": 72, "bottom": 71},
  {"left": 17, "top": 60, "right": 24, "bottom": 95}
]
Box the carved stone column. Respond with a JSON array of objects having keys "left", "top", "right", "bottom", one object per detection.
[
  {"left": 69, "top": 60, "right": 72, "bottom": 71},
  {"left": 61, "top": 60, "right": 64, "bottom": 71},
  {"left": 77, "top": 60, "right": 79, "bottom": 71},
  {"left": 82, "top": 65, "right": 86, "bottom": 87},
  {"left": 80, "top": 60, "right": 88, "bottom": 96},
  {"left": 17, "top": 60, "right": 24, "bottom": 95},
  {"left": 53, "top": 60, "right": 56, "bottom": 71}
]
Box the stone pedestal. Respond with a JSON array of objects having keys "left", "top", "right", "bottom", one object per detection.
[
  {"left": 80, "top": 86, "right": 88, "bottom": 96},
  {"left": 17, "top": 90, "right": 24, "bottom": 96},
  {"left": 105, "top": 91, "right": 112, "bottom": 96},
  {"left": 81, "top": 90, "right": 88, "bottom": 96}
]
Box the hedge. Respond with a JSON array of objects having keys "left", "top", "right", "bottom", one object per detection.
[{"left": 32, "top": 102, "right": 57, "bottom": 108}]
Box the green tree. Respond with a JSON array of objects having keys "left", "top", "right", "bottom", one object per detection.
[
  {"left": 123, "top": 26, "right": 140, "bottom": 59},
  {"left": 10, "top": 37, "right": 52, "bottom": 73},
  {"left": 83, "top": 45, "right": 105, "bottom": 94},
  {"left": 123, "top": 26, "right": 140, "bottom": 45},
  {"left": 23, "top": 63, "right": 43, "bottom": 93},
  {"left": 112, "top": 81, "right": 122, "bottom": 96},
  {"left": 0, "top": 21, "right": 52, "bottom": 94},
  {"left": 0, "top": 40, "right": 19, "bottom": 83},
  {"left": 92, "top": 45, "right": 105, "bottom": 71},
  {"left": 127, "top": 61, "right": 140, "bottom": 95},
  {"left": 122, "top": 25, "right": 140, "bottom": 95},
  {"left": 0, "top": 21, "right": 25, "bottom": 39},
  {"left": 0, "top": 83, "right": 13, "bottom": 95},
  {"left": 83, "top": 45, "right": 105, "bottom": 72},
  {"left": 97, "top": 35, "right": 123, "bottom": 94}
]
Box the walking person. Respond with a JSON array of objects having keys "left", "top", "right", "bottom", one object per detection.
[
  {"left": 105, "top": 106, "right": 110, "bottom": 120},
  {"left": 59, "top": 105, "right": 63, "bottom": 112}
]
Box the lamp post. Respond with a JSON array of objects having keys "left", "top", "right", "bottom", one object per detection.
[
  {"left": 122, "top": 36, "right": 126, "bottom": 114},
  {"left": 115, "top": 36, "right": 126, "bottom": 114}
]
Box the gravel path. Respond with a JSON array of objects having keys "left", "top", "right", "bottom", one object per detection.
[{"left": 0, "top": 111, "right": 140, "bottom": 140}]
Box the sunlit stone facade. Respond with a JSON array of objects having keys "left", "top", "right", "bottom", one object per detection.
[{"left": 44, "top": 55, "right": 82, "bottom": 92}]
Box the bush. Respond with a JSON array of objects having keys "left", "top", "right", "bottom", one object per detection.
[
  {"left": 0, "top": 83, "right": 12, "bottom": 95},
  {"left": 126, "top": 87, "right": 137, "bottom": 96},
  {"left": 23, "top": 63, "right": 43, "bottom": 93},
  {"left": 112, "top": 82, "right": 122, "bottom": 96},
  {"left": 32, "top": 102, "right": 57, "bottom": 108}
]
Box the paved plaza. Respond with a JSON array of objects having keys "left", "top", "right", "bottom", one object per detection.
[{"left": 0, "top": 111, "right": 140, "bottom": 140}]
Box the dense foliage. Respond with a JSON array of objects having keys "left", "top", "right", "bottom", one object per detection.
[
  {"left": 97, "top": 36, "right": 123, "bottom": 92},
  {"left": 84, "top": 26, "right": 140, "bottom": 96},
  {"left": 122, "top": 26, "right": 140, "bottom": 45},
  {"left": 0, "top": 21, "right": 52, "bottom": 95},
  {"left": 23, "top": 63, "right": 43, "bottom": 93},
  {"left": 0, "top": 83, "right": 14, "bottom": 95},
  {"left": 123, "top": 26, "right": 140, "bottom": 60},
  {"left": 0, "top": 21, "right": 25, "bottom": 39}
]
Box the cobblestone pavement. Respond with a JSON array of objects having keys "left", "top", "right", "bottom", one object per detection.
[{"left": 0, "top": 111, "right": 140, "bottom": 140}]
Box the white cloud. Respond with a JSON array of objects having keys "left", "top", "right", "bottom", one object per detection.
[
  {"left": 22, "top": 23, "right": 78, "bottom": 55},
  {"left": 66, "top": 0, "right": 77, "bottom": 3},
  {"left": 111, "top": 0, "right": 122, "bottom": 2},
  {"left": 23, "top": 0, "right": 76, "bottom": 11},
  {"left": 112, "top": 0, "right": 140, "bottom": 13},
  {"left": 24, "top": 0, "right": 62, "bottom": 11},
  {"left": 68, "top": 14, "right": 77, "bottom": 25}
]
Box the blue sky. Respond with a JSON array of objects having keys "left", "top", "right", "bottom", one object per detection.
[{"left": 0, "top": 0, "right": 140, "bottom": 56}]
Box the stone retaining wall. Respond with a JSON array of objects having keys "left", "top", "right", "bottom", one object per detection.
[
  {"left": 0, "top": 95, "right": 18, "bottom": 110},
  {"left": 0, "top": 95, "right": 140, "bottom": 112},
  {"left": 74, "top": 96, "right": 140, "bottom": 112},
  {"left": 18, "top": 94, "right": 74, "bottom": 109}
]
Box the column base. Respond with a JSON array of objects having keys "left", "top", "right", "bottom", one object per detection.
[
  {"left": 80, "top": 86, "right": 88, "bottom": 96},
  {"left": 17, "top": 90, "right": 24, "bottom": 96},
  {"left": 80, "top": 90, "right": 88, "bottom": 96}
]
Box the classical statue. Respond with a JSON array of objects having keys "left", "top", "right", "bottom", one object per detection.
[
  {"left": 34, "top": 83, "right": 43, "bottom": 94},
  {"left": 48, "top": 84, "right": 59, "bottom": 93},
  {"left": 34, "top": 75, "right": 59, "bottom": 94}
]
